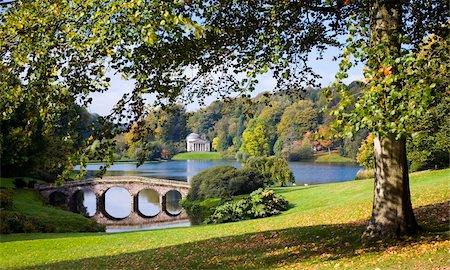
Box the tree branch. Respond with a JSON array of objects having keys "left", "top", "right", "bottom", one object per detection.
[
  {"left": 0, "top": 0, "right": 16, "bottom": 6},
  {"left": 289, "top": 0, "right": 344, "bottom": 13}
]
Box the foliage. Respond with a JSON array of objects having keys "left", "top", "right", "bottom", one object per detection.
[
  {"left": 0, "top": 189, "right": 13, "bottom": 210},
  {"left": 340, "top": 132, "right": 368, "bottom": 160},
  {"left": 0, "top": 210, "right": 50, "bottom": 234},
  {"left": 277, "top": 100, "right": 318, "bottom": 145},
  {"left": 315, "top": 126, "right": 334, "bottom": 152},
  {"left": 240, "top": 121, "right": 270, "bottom": 157},
  {"left": 187, "top": 166, "right": 264, "bottom": 201},
  {"left": 284, "top": 140, "right": 313, "bottom": 161},
  {"left": 407, "top": 95, "right": 450, "bottom": 171},
  {"left": 12, "top": 178, "right": 27, "bottom": 189},
  {"left": 243, "top": 156, "right": 294, "bottom": 186},
  {"left": 206, "top": 188, "right": 289, "bottom": 224},
  {"left": 0, "top": 100, "right": 94, "bottom": 181},
  {"left": 330, "top": 11, "right": 449, "bottom": 140},
  {"left": 356, "top": 133, "right": 374, "bottom": 170},
  {"left": 355, "top": 169, "right": 375, "bottom": 180}
]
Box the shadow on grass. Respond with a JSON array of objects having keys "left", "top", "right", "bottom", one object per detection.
[{"left": 19, "top": 201, "right": 448, "bottom": 270}]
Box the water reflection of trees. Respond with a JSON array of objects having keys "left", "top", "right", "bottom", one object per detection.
[
  {"left": 138, "top": 189, "right": 160, "bottom": 217},
  {"left": 166, "top": 190, "right": 182, "bottom": 215},
  {"left": 72, "top": 190, "right": 96, "bottom": 217},
  {"left": 74, "top": 191, "right": 89, "bottom": 216}
]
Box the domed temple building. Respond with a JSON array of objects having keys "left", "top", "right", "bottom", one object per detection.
[{"left": 186, "top": 133, "right": 211, "bottom": 152}]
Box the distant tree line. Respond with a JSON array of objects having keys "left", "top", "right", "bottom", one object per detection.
[{"left": 114, "top": 80, "right": 448, "bottom": 173}]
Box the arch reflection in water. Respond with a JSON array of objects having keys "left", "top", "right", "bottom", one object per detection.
[
  {"left": 137, "top": 189, "right": 160, "bottom": 217},
  {"left": 104, "top": 187, "right": 131, "bottom": 219},
  {"left": 165, "top": 190, "right": 182, "bottom": 216},
  {"left": 72, "top": 190, "right": 96, "bottom": 217}
]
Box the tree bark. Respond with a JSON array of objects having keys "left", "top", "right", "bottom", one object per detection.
[
  {"left": 364, "top": 135, "right": 420, "bottom": 239},
  {"left": 363, "top": 0, "right": 420, "bottom": 239}
]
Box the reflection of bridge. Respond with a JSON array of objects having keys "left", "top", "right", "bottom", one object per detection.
[{"left": 36, "top": 177, "right": 190, "bottom": 226}]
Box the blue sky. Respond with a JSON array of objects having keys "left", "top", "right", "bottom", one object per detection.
[{"left": 88, "top": 46, "right": 363, "bottom": 116}]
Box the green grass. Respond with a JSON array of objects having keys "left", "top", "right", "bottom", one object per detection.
[
  {"left": 1, "top": 169, "right": 449, "bottom": 269},
  {"left": 314, "top": 152, "right": 355, "bottom": 163},
  {"left": 1, "top": 177, "right": 104, "bottom": 233},
  {"left": 172, "top": 152, "right": 222, "bottom": 160},
  {"left": 10, "top": 189, "right": 104, "bottom": 233}
]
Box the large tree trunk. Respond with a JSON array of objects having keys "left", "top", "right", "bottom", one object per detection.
[
  {"left": 363, "top": 135, "right": 420, "bottom": 239},
  {"left": 363, "top": 0, "right": 420, "bottom": 239}
]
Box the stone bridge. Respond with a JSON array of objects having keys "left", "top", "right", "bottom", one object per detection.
[{"left": 36, "top": 176, "right": 190, "bottom": 226}]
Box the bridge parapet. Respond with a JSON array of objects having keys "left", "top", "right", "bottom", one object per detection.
[{"left": 36, "top": 176, "right": 191, "bottom": 226}]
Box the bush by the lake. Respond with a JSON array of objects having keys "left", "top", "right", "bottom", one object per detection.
[
  {"left": 187, "top": 166, "right": 265, "bottom": 201},
  {"left": 243, "top": 156, "right": 294, "bottom": 186},
  {"left": 13, "top": 178, "right": 27, "bottom": 189},
  {"left": 206, "top": 189, "right": 289, "bottom": 224}
]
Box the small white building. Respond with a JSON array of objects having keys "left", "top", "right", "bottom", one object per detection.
[{"left": 186, "top": 133, "right": 210, "bottom": 152}]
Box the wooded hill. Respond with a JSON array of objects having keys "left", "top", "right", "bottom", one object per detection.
[{"left": 116, "top": 82, "right": 448, "bottom": 172}]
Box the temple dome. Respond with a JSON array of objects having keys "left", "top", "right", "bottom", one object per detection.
[{"left": 186, "top": 133, "right": 200, "bottom": 141}]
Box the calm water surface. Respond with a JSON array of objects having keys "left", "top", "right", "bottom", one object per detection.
[
  {"left": 73, "top": 160, "right": 361, "bottom": 232},
  {"left": 78, "top": 160, "right": 361, "bottom": 185}
]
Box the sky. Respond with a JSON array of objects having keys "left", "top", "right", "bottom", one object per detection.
[{"left": 88, "top": 46, "right": 363, "bottom": 116}]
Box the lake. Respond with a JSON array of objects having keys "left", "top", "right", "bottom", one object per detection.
[
  {"left": 78, "top": 160, "right": 361, "bottom": 185},
  {"left": 73, "top": 160, "right": 361, "bottom": 232}
]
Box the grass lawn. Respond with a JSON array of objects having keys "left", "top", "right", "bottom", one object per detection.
[
  {"left": 1, "top": 177, "right": 104, "bottom": 233},
  {"left": 314, "top": 152, "right": 355, "bottom": 163},
  {"left": 10, "top": 189, "right": 104, "bottom": 233},
  {"left": 172, "top": 152, "right": 222, "bottom": 160},
  {"left": 0, "top": 169, "right": 449, "bottom": 269}
]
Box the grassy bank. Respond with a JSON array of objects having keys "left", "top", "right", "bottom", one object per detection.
[
  {"left": 172, "top": 152, "right": 222, "bottom": 160},
  {"left": 314, "top": 152, "right": 355, "bottom": 163},
  {"left": 1, "top": 178, "right": 104, "bottom": 233},
  {"left": 1, "top": 169, "right": 449, "bottom": 269}
]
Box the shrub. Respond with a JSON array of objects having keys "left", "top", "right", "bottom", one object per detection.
[
  {"left": 243, "top": 156, "right": 294, "bottom": 186},
  {"left": 0, "top": 189, "right": 13, "bottom": 210},
  {"left": 13, "top": 178, "right": 27, "bottom": 189},
  {"left": 188, "top": 166, "right": 264, "bottom": 201},
  {"left": 355, "top": 169, "right": 375, "bottom": 180},
  {"left": 0, "top": 210, "right": 49, "bottom": 234},
  {"left": 206, "top": 189, "right": 289, "bottom": 224},
  {"left": 27, "top": 180, "right": 37, "bottom": 189}
]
